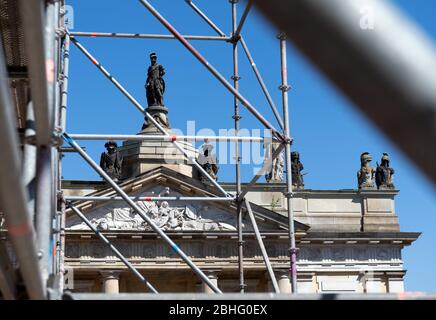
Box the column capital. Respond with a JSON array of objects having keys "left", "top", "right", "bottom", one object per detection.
[
  {"left": 273, "top": 268, "right": 289, "bottom": 277},
  {"left": 201, "top": 270, "right": 220, "bottom": 293},
  {"left": 203, "top": 270, "right": 221, "bottom": 279},
  {"left": 99, "top": 270, "right": 121, "bottom": 280}
]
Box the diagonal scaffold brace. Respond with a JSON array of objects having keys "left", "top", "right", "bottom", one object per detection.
[
  {"left": 62, "top": 133, "right": 222, "bottom": 294},
  {"left": 184, "top": 0, "right": 226, "bottom": 37},
  {"left": 68, "top": 204, "right": 158, "bottom": 293},
  {"left": 243, "top": 199, "right": 280, "bottom": 293}
]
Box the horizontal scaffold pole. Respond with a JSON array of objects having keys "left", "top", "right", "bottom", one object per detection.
[
  {"left": 69, "top": 31, "right": 230, "bottom": 41},
  {"left": 68, "top": 134, "right": 269, "bottom": 143},
  {"left": 66, "top": 196, "right": 236, "bottom": 202},
  {"left": 68, "top": 204, "right": 158, "bottom": 294},
  {"left": 63, "top": 133, "right": 223, "bottom": 294}
]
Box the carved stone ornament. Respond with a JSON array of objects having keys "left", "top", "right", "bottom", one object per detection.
[{"left": 69, "top": 200, "right": 236, "bottom": 232}]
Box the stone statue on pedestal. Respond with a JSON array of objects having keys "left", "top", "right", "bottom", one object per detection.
[
  {"left": 142, "top": 52, "right": 170, "bottom": 130},
  {"left": 197, "top": 140, "right": 219, "bottom": 185},
  {"left": 146, "top": 52, "right": 165, "bottom": 107},
  {"left": 357, "top": 152, "right": 375, "bottom": 189},
  {"left": 376, "top": 153, "right": 395, "bottom": 189},
  {"left": 265, "top": 143, "right": 284, "bottom": 183},
  {"left": 100, "top": 141, "right": 123, "bottom": 181},
  {"left": 291, "top": 151, "right": 304, "bottom": 189}
]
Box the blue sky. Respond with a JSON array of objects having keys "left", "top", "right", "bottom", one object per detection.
[{"left": 63, "top": 0, "right": 436, "bottom": 292}]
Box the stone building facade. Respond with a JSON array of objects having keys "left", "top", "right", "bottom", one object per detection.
[{"left": 61, "top": 132, "right": 419, "bottom": 294}]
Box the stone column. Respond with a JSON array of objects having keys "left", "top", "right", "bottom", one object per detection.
[
  {"left": 201, "top": 271, "right": 219, "bottom": 294},
  {"left": 266, "top": 270, "right": 291, "bottom": 293},
  {"left": 275, "top": 270, "right": 292, "bottom": 293},
  {"left": 100, "top": 271, "right": 121, "bottom": 294}
]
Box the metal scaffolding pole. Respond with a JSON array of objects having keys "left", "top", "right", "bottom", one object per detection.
[
  {"left": 70, "top": 31, "right": 230, "bottom": 41},
  {"left": 278, "top": 33, "right": 297, "bottom": 293},
  {"left": 67, "top": 292, "right": 436, "bottom": 300},
  {"left": 31, "top": 0, "right": 58, "bottom": 289},
  {"left": 138, "top": 0, "right": 285, "bottom": 141},
  {"left": 65, "top": 196, "right": 236, "bottom": 202},
  {"left": 70, "top": 37, "right": 229, "bottom": 197},
  {"left": 63, "top": 133, "right": 222, "bottom": 294},
  {"left": 58, "top": 196, "right": 66, "bottom": 293},
  {"left": 234, "top": 0, "right": 253, "bottom": 39},
  {"left": 18, "top": 0, "right": 53, "bottom": 146},
  {"left": 68, "top": 134, "right": 267, "bottom": 142},
  {"left": 231, "top": 0, "right": 245, "bottom": 293},
  {"left": 240, "top": 37, "right": 284, "bottom": 130},
  {"left": 0, "top": 240, "right": 16, "bottom": 299},
  {"left": 35, "top": 146, "right": 53, "bottom": 288},
  {"left": 51, "top": 0, "right": 61, "bottom": 279},
  {"left": 22, "top": 101, "right": 37, "bottom": 222},
  {"left": 243, "top": 199, "right": 279, "bottom": 293},
  {"left": 59, "top": 33, "right": 70, "bottom": 133},
  {"left": 68, "top": 204, "right": 158, "bottom": 294},
  {"left": 184, "top": 0, "right": 226, "bottom": 37},
  {"left": 0, "top": 39, "right": 45, "bottom": 300}
]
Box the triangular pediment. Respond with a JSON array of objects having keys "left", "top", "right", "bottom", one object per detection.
[{"left": 66, "top": 166, "right": 309, "bottom": 233}]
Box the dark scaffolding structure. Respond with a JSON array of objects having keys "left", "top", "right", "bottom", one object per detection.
[{"left": 0, "top": 0, "right": 435, "bottom": 300}]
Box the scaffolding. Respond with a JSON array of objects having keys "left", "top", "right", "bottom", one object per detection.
[
  {"left": 0, "top": 0, "right": 298, "bottom": 298},
  {"left": 1, "top": 0, "right": 435, "bottom": 300}
]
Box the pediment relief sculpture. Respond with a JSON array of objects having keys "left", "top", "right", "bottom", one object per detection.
[{"left": 69, "top": 200, "right": 237, "bottom": 232}]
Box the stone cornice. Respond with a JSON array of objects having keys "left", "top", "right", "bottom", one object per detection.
[{"left": 64, "top": 230, "right": 419, "bottom": 245}]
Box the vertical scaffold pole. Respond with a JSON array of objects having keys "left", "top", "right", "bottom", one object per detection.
[
  {"left": 278, "top": 32, "right": 298, "bottom": 293},
  {"left": 59, "top": 33, "right": 70, "bottom": 133},
  {"left": 35, "top": 0, "right": 59, "bottom": 287},
  {"left": 230, "top": 0, "right": 245, "bottom": 294}
]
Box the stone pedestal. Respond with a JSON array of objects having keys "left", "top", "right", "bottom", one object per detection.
[
  {"left": 362, "top": 194, "right": 400, "bottom": 232},
  {"left": 100, "top": 271, "right": 120, "bottom": 294},
  {"left": 201, "top": 271, "right": 219, "bottom": 294},
  {"left": 142, "top": 105, "right": 170, "bottom": 131},
  {"left": 119, "top": 128, "right": 198, "bottom": 180}
]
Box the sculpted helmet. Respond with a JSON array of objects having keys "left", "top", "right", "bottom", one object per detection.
[
  {"left": 381, "top": 153, "right": 390, "bottom": 162},
  {"left": 360, "top": 152, "right": 372, "bottom": 163},
  {"left": 291, "top": 151, "right": 300, "bottom": 160},
  {"left": 104, "top": 140, "right": 118, "bottom": 149}
]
